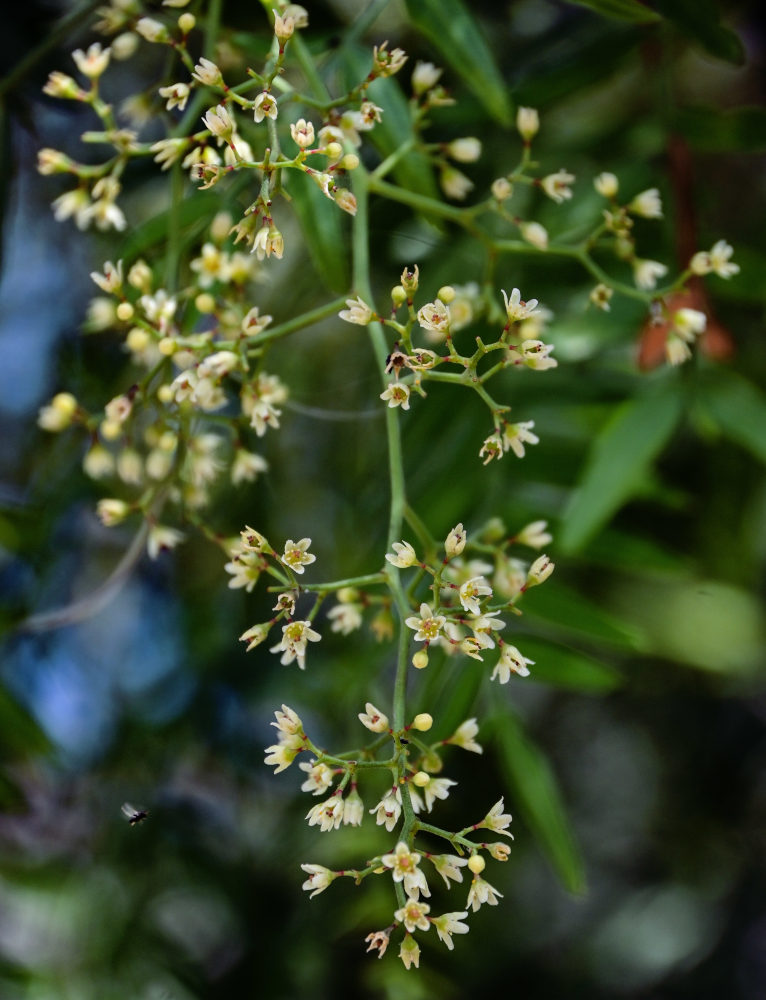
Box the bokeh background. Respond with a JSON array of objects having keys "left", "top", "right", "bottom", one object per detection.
[{"left": 1, "top": 0, "right": 766, "bottom": 997}]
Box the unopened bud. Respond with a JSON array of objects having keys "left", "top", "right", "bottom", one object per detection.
[
  {"left": 412, "top": 713, "right": 433, "bottom": 732},
  {"left": 412, "top": 771, "right": 430, "bottom": 787},
  {"left": 178, "top": 12, "right": 195, "bottom": 34},
  {"left": 116, "top": 302, "right": 134, "bottom": 321},
  {"left": 412, "top": 650, "right": 429, "bottom": 670},
  {"left": 467, "top": 854, "right": 486, "bottom": 874},
  {"left": 437, "top": 285, "right": 455, "bottom": 304},
  {"left": 445, "top": 522, "right": 466, "bottom": 557}
]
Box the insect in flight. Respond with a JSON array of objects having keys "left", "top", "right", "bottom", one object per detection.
[{"left": 121, "top": 802, "right": 149, "bottom": 826}]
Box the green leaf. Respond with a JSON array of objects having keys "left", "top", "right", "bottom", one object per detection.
[
  {"left": 700, "top": 371, "right": 766, "bottom": 465},
  {"left": 403, "top": 0, "right": 512, "bottom": 125},
  {"left": 677, "top": 106, "right": 766, "bottom": 153},
  {"left": 120, "top": 191, "right": 220, "bottom": 261},
  {"left": 651, "top": 0, "right": 745, "bottom": 65},
  {"left": 516, "top": 637, "right": 623, "bottom": 692},
  {"left": 559, "top": 383, "right": 684, "bottom": 553},
  {"left": 563, "top": 0, "right": 660, "bottom": 24},
  {"left": 493, "top": 708, "right": 586, "bottom": 893},
  {"left": 525, "top": 582, "right": 644, "bottom": 649},
  {"left": 287, "top": 170, "right": 350, "bottom": 293}
]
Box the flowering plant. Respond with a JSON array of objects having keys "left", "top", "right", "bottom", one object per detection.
[{"left": 10, "top": 0, "right": 759, "bottom": 987}]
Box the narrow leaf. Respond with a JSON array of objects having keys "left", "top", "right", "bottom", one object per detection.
[
  {"left": 525, "top": 582, "right": 643, "bottom": 649},
  {"left": 287, "top": 170, "right": 350, "bottom": 293},
  {"left": 564, "top": 0, "right": 660, "bottom": 24},
  {"left": 559, "top": 384, "right": 683, "bottom": 553},
  {"left": 403, "top": 0, "right": 512, "bottom": 125},
  {"left": 516, "top": 637, "right": 623, "bottom": 692},
  {"left": 701, "top": 372, "right": 766, "bottom": 465},
  {"left": 651, "top": 0, "right": 745, "bottom": 65},
  {"left": 493, "top": 708, "right": 586, "bottom": 893}
]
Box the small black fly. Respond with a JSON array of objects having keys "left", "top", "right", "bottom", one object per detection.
[{"left": 121, "top": 802, "right": 149, "bottom": 826}]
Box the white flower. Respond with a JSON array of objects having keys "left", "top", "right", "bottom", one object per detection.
[
  {"left": 147, "top": 524, "right": 184, "bottom": 559},
  {"left": 365, "top": 928, "right": 391, "bottom": 958},
  {"left": 96, "top": 498, "right": 129, "bottom": 526},
  {"left": 381, "top": 842, "right": 427, "bottom": 896},
  {"left": 468, "top": 611, "right": 505, "bottom": 648},
  {"left": 327, "top": 603, "right": 363, "bottom": 635},
  {"left": 290, "top": 118, "right": 315, "bottom": 148},
  {"left": 479, "top": 432, "right": 504, "bottom": 465},
  {"left": 440, "top": 166, "right": 474, "bottom": 200},
  {"left": 159, "top": 82, "right": 189, "bottom": 111},
  {"left": 481, "top": 797, "right": 513, "bottom": 835},
  {"left": 280, "top": 537, "right": 315, "bottom": 575},
  {"left": 594, "top": 172, "right": 618, "bottom": 198},
  {"left": 526, "top": 553, "right": 554, "bottom": 586},
  {"left": 135, "top": 17, "right": 169, "bottom": 43},
  {"left": 239, "top": 623, "right": 270, "bottom": 651},
  {"left": 192, "top": 56, "right": 223, "bottom": 86},
  {"left": 394, "top": 897, "right": 431, "bottom": 933},
  {"left": 231, "top": 449, "right": 268, "bottom": 485},
  {"left": 503, "top": 421, "right": 539, "bottom": 459},
  {"left": 432, "top": 911, "right": 469, "bottom": 950},
  {"left": 633, "top": 258, "right": 668, "bottom": 290},
  {"left": 270, "top": 620, "right": 321, "bottom": 669},
  {"left": 419, "top": 775, "right": 457, "bottom": 813},
  {"left": 502, "top": 287, "right": 540, "bottom": 323},
  {"left": 516, "top": 106, "right": 539, "bottom": 141},
  {"left": 458, "top": 577, "right": 492, "bottom": 615},
  {"left": 417, "top": 300, "right": 450, "bottom": 334},
  {"left": 264, "top": 742, "right": 299, "bottom": 773},
  {"left": 299, "top": 760, "right": 334, "bottom": 795},
  {"left": 306, "top": 794, "right": 344, "bottom": 831},
  {"left": 541, "top": 168, "right": 575, "bottom": 204},
  {"left": 301, "top": 864, "right": 336, "bottom": 898},
  {"left": 38, "top": 392, "right": 77, "bottom": 432},
  {"left": 665, "top": 334, "right": 692, "bottom": 366},
  {"left": 429, "top": 854, "right": 468, "bottom": 888},
  {"left": 370, "top": 789, "right": 401, "bottom": 831},
  {"left": 590, "top": 283, "right": 613, "bottom": 310},
  {"left": 253, "top": 91, "right": 278, "bottom": 123},
  {"left": 447, "top": 718, "right": 483, "bottom": 754},
  {"left": 72, "top": 42, "right": 111, "bottom": 79},
  {"left": 202, "top": 104, "right": 233, "bottom": 139},
  {"left": 385, "top": 540, "right": 417, "bottom": 568},
  {"left": 339, "top": 295, "right": 373, "bottom": 325},
  {"left": 519, "top": 221, "right": 548, "bottom": 250},
  {"left": 224, "top": 551, "right": 261, "bottom": 592},
  {"left": 690, "top": 239, "right": 740, "bottom": 278},
  {"left": 358, "top": 702, "right": 389, "bottom": 733},
  {"left": 673, "top": 307, "right": 707, "bottom": 343},
  {"left": 405, "top": 603, "right": 447, "bottom": 643},
  {"left": 445, "top": 523, "right": 466, "bottom": 557},
  {"left": 447, "top": 137, "right": 481, "bottom": 163},
  {"left": 241, "top": 306, "right": 273, "bottom": 335},
  {"left": 380, "top": 383, "right": 411, "bottom": 410},
  {"left": 509, "top": 338, "right": 557, "bottom": 371},
  {"left": 467, "top": 876, "right": 503, "bottom": 912},
  {"left": 491, "top": 643, "right": 534, "bottom": 683},
  {"left": 629, "top": 187, "right": 662, "bottom": 219},
  {"left": 412, "top": 60, "right": 442, "bottom": 94},
  {"left": 342, "top": 787, "right": 364, "bottom": 826},
  {"left": 515, "top": 520, "right": 552, "bottom": 548},
  {"left": 372, "top": 41, "right": 408, "bottom": 77},
  {"left": 271, "top": 704, "right": 303, "bottom": 737},
  {"left": 399, "top": 934, "right": 420, "bottom": 969}
]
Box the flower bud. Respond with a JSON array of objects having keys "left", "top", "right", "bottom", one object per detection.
[
  {"left": 479, "top": 516, "right": 505, "bottom": 543},
  {"left": 38, "top": 392, "right": 78, "bottom": 432},
  {"left": 158, "top": 337, "right": 176, "bottom": 355},
  {"left": 337, "top": 587, "right": 359, "bottom": 603},
  {"left": 341, "top": 153, "right": 359, "bottom": 170},
  {"left": 136, "top": 18, "right": 169, "bottom": 43},
  {"left": 116, "top": 302, "right": 133, "bottom": 321},
  {"left": 437, "top": 285, "right": 455, "bottom": 304},
  {"left": 157, "top": 384, "right": 174, "bottom": 404},
  {"left": 594, "top": 172, "right": 619, "bottom": 198},
  {"left": 491, "top": 177, "right": 512, "bottom": 201},
  {"left": 445, "top": 522, "right": 466, "bottom": 557},
  {"left": 467, "top": 854, "right": 486, "bottom": 874},
  {"left": 412, "top": 771, "right": 430, "bottom": 787},
  {"left": 195, "top": 292, "right": 216, "bottom": 313},
  {"left": 412, "top": 713, "right": 433, "bottom": 732},
  {"left": 516, "top": 106, "right": 539, "bottom": 142},
  {"left": 519, "top": 221, "right": 548, "bottom": 251},
  {"left": 412, "top": 650, "right": 429, "bottom": 670},
  {"left": 96, "top": 498, "right": 130, "bottom": 526},
  {"left": 412, "top": 60, "right": 442, "bottom": 95},
  {"left": 178, "top": 12, "right": 195, "bottom": 34},
  {"left": 447, "top": 137, "right": 481, "bottom": 163},
  {"left": 391, "top": 285, "right": 407, "bottom": 308},
  {"left": 324, "top": 141, "right": 343, "bottom": 161}
]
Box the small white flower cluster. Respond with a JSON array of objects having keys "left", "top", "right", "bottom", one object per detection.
[{"left": 384, "top": 524, "right": 554, "bottom": 682}]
